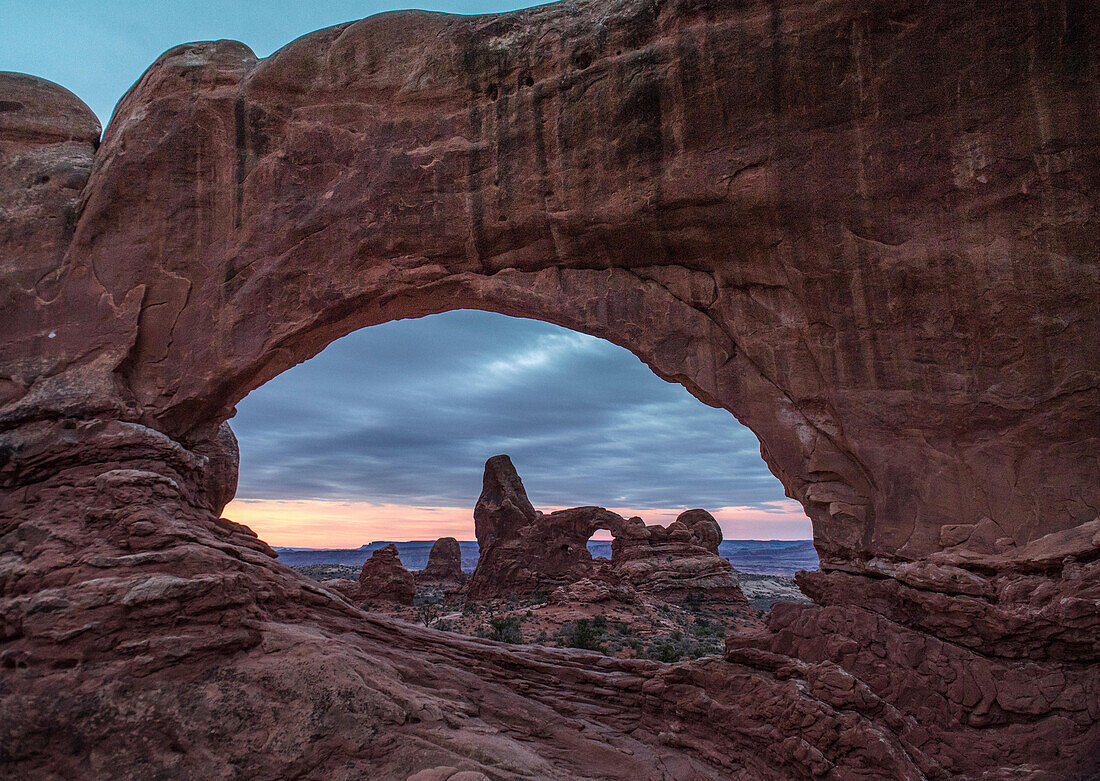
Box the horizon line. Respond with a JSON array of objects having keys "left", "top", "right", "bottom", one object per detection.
[{"left": 273, "top": 538, "right": 816, "bottom": 550}]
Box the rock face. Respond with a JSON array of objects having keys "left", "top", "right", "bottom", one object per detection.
[
  {"left": 612, "top": 510, "right": 745, "bottom": 600},
  {"left": 358, "top": 544, "right": 416, "bottom": 605},
  {"left": 417, "top": 537, "right": 465, "bottom": 587},
  {"left": 1, "top": 0, "right": 1098, "bottom": 777},
  {"left": 468, "top": 456, "right": 620, "bottom": 597},
  {"left": 469, "top": 456, "right": 748, "bottom": 604},
  {"left": 0, "top": 72, "right": 100, "bottom": 298}
]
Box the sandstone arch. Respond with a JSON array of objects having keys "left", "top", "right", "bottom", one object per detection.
[
  {"left": 8, "top": 0, "right": 1097, "bottom": 571},
  {"left": 2, "top": 0, "right": 1098, "bottom": 777}
]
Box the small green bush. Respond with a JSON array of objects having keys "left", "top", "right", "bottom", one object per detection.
[
  {"left": 650, "top": 642, "right": 683, "bottom": 663},
  {"left": 487, "top": 616, "right": 523, "bottom": 644},
  {"left": 562, "top": 618, "right": 605, "bottom": 652}
]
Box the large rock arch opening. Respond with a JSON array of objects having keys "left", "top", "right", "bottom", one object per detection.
[{"left": 2, "top": 0, "right": 1097, "bottom": 777}]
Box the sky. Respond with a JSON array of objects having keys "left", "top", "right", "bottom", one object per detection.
[
  {"left": 0, "top": 0, "right": 530, "bottom": 125},
  {"left": 1, "top": 1, "right": 812, "bottom": 546},
  {"left": 224, "top": 312, "right": 811, "bottom": 546}
]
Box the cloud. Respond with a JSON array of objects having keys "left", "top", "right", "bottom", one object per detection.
[
  {"left": 224, "top": 498, "right": 812, "bottom": 548},
  {"left": 230, "top": 310, "right": 810, "bottom": 537}
]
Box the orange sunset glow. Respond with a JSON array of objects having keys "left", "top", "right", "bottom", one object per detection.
[{"left": 223, "top": 497, "right": 812, "bottom": 548}]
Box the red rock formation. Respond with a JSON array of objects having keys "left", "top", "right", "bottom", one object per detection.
[
  {"left": 358, "top": 543, "right": 416, "bottom": 605},
  {"left": 417, "top": 537, "right": 465, "bottom": 587},
  {"left": 1, "top": 0, "right": 1098, "bottom": 777},
  {"left": 612, "top": 509, "right": 746, "bottom": 601},
  {"left": 0, "top": 73, "right": 100, "bottom": 298},
  {"left": 467, "top": 456, "right": 616, "bottom": 597},
  {"left": 469, "top": 457, "right": 748, "bottom": 605}
]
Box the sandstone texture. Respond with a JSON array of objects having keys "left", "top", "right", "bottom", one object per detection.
[
  {"left": 416, "top": 537, "right": 465, "bottom": 587},
  {"left": 468, "top": 455, "right": 625, "bottom": 598},
  {"left": 612, "top": 509, "right": 745, "bottom": 599},
  {"left": 1, "top": 0, "right": 1098, "bottom": 777},
  {"left": 356, "top": 543, "right": 417, "bottom": 604}
]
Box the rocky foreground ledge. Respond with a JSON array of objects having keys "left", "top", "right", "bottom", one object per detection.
[{"left": 2, "top": 0, "right": 1098, "bottom": 777}]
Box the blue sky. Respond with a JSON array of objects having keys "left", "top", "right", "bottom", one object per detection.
[{"left": 1, "top": 1, "right": 811, "bottom": 542}]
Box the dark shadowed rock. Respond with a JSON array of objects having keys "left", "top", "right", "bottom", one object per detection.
[
  {"left": 674, "top": 509, "right": 723, "bottom": 554},
  {"left": 473, "top": 455, "right": 537, "bottom": 550},
  {"left": 469, "top": 457, "right": 746, "bottom": 605},
  {"left": 417, "top": 537, "right": 465, "bottom": 587},
  {"left": 609, "top": 509, "right": 744, "bottom": 602},
  {"left": 358, "top": 543, "right": 415, "bottom": 605}
]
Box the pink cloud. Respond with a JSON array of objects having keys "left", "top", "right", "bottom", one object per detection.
[{"left": 224, "top": 497, "right": 811, "bottom": 548}]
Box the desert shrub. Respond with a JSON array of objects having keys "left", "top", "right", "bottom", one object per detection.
[
  {"left": 562, "top": 618, "right": 605, "bottom": 652},
  {"left": 693, "top": 617, "right": 725, "bottom": 639},
  {"left": 414, "top": 589, "right": 443, "bottom": 606},
  {"left": 684, "top": 592, "right": 705, "bottom": 612},
  {"left": 462, "top": 600, "right": 480, "bottom": 616},
  {"left": 487, "top": 616, "right": 523, "bottom": 644},
  {"left": 417, "top": 602, "right": 443, "bottom": 628},
  {"left": 650, "top": 641, "right": 683, "bottom": 663},
  {"left": 644, "top": 630, "right": 721, "bottom": 662}
]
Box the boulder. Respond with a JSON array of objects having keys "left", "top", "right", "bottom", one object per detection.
[{"left": 612, "top": 510, "right": 747, "bottom": 604}]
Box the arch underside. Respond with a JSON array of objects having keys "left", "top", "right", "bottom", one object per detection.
[{"left": 1, "top": 0, "right": 1097, "bottom": 777}]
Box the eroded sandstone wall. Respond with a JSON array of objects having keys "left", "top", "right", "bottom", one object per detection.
[
  {"left": 3, "top": 0, "right": 1097, "bottom": 569},
  {"left": 2, "top": 0, "right": 1098, "bottom": 777}
]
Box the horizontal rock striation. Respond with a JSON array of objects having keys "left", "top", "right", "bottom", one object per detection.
[
  {"left": 1, "top": 0, "right": 1097, "bottom": 777},
  {"left": 611, "top": 509, "right": 745, "bottom": 600}
]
